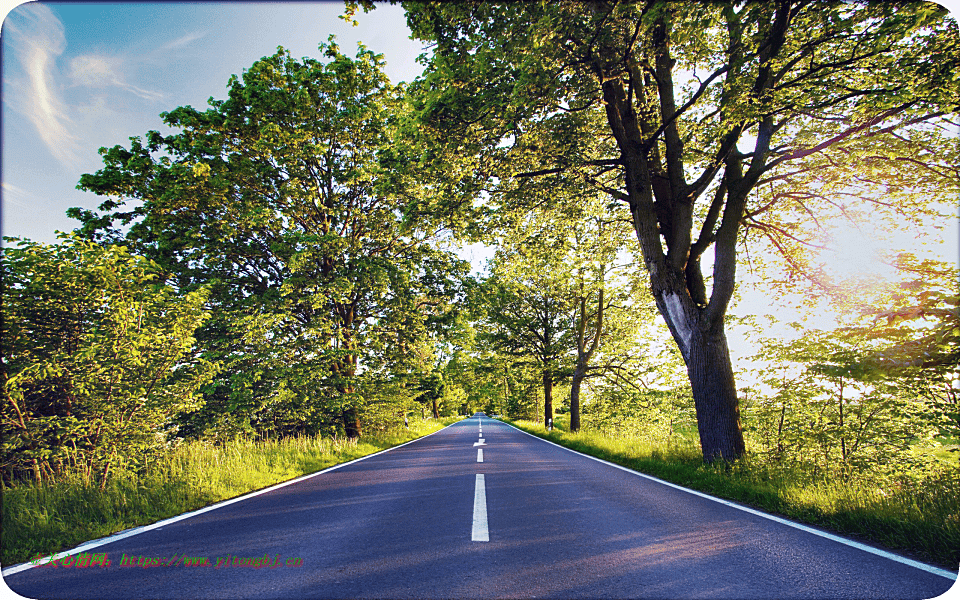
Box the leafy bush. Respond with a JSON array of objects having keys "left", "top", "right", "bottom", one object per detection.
[{"left": 1, "top": 236, "right": 214, "bottom": 488}]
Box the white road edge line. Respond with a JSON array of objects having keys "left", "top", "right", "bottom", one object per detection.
[
  {"left": 472, "top": 474, "right": 489, "bottom": 542},
  {"left": 1, "top": 422, "right": 458, "bottom": 577},
  {"left": 503, "top": 422, "right": 958, "bottom": 582},
  {"left": 477, "top": 449, "right": 484, "bottom": 463}
]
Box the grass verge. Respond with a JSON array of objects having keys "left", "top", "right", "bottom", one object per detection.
[
  {"left": 2, "top": 417, "right": 461, "bottom": 566},
  {"left": 504, "top": 419, "right": 960, "bottom": 571}
]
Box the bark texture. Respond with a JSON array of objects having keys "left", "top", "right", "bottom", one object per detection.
[
  {"left": 570, "top": 365, "right": 586, "bottom": 433},
  {"left": 342, "top": 406, "right": 361, "bottom": 439},
  {"left": 570, "top": 288, "right": 603, "bottom": 433},
  {"left": 543, "top": 368, "right": 553, "bottom": 428},
  {"left": 685, "top": 327, "right": 745, "bottom": 462}
]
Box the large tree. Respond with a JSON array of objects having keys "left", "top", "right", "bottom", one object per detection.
[
  {"left": 480, "top": 241, "right": 575, "bottom": 426},
  {"left": 73, "top": 41, "right": 466, "bottom": 439},
  {"left": 396, "top": 0, "right": 957, "bottom": 461},
  {"left": 563, "top": 195, "right": 645, "bottom": 432}
]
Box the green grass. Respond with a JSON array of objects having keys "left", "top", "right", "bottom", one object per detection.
[
  {"left": 2, "top": 417, "right": 461, "bottom": 566},
  {"left": 930, "top": 436, "right": 960, "bottom": 463},
  {"left": 505, "top": 419, "right": 960, "bottom": 571}
]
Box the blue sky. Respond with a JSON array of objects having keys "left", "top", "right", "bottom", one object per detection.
[{"left": 1, "top": 0, "right": 425, "bottom": 244}]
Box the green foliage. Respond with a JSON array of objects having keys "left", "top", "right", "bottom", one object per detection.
[
  {"left": 1, "top": 236, "right": 213, "bottom": 487},
  {"left": 466, "top": 192, "right": 662, "bottom": 428},
  {"left": 858, "top": 256, "right": 959, "bottom": 376},
  {"left": 479, "top": 261, "right": 574, "bottom": 376},
  {"left": 438, "top": 381, "right": 468, "bottom": 417},
  {"left": 743, "top": 328, "right": 943, "bottom": 478},
  {"left": 741, "top": 257, "right": 960, "bottom": 473},
  {"left": 413, "top": 369, "right": 444, "bottom": 419},
  {"left": 583, "top": 385, "right": 695, "bottom": 442}
]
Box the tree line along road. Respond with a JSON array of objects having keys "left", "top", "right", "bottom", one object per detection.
[{"left": 3, "top": 414, "right": 957, "bottom": 599}]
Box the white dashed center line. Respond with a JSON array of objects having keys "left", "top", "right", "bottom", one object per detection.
[
  {"left": 472, "top": 474, "right": 489, "bottom": 542},
  {"left": 477, "top": 448, "right": 483, "bottom": 462}
]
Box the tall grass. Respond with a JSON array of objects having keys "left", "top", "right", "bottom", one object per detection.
[
  {"left": 2, "top": 418, "right": 460, "bottom": 566},
  {"left": 507, "top": 419, "right": 960, "bottom": 570}
]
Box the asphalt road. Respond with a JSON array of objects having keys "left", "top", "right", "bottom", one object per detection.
[{"left": 3, "top": 415, "right": 957, "bottom": 599}]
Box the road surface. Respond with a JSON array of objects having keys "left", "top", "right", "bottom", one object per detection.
[{"left": 3, "top": 415, "right": 957, "bottom": 599}]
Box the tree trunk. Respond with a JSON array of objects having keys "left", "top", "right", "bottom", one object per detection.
[
  {"left": 337, "top": 308, "right": 361, "bottom": 439},
  {"left": 342, "top": 404, "right": 361, "bottom": 439},
  {"left": 432, "top": 398, "right": 440, "bottom": 419},
  {"left": 543, "top": 368, "right": 553, "bottom": 427},
  {"left": 686, "top": 327, "right": 745, "bottom": 462},
  {"left": 838, "top": 377, "right": 846, "bottom": 467},
  {"left": 776, "top": 400, "right": 786, "bottom": 458},
  {"left": 570, "top": 288, "right": 602, "bottom": 434},
  {"left": 570, "top": 365, "right": 585, "bottom": 432},
  {"left": 98, "top": 458, "right": 112, "bottom": 491}
]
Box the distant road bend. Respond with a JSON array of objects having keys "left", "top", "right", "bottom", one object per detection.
[{"left": 3, "top": 414, "right": 957, "bottom": 599}]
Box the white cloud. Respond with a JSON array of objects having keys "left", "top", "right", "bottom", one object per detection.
[
  {"left": 68, "top": 55, "right": 115, "bottom": 87},
  {"left": 4, "top": 3, "right": 80, "bottom": 169},
  {"left": 3, "top": 4, "right": 170, "bottom": 172},
  {"left": 68, "top": 54, "right": 164, "bottom": 101},
  {"left": 1, "top": 181, "right": 31, "bottom": 208},
  {"left": 161, "top": 30, "right": 207, "bottom": 51}
]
